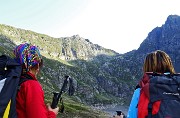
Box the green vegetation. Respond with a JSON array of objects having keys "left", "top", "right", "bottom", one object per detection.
[{"left": 0, "top": 24, "right": 139, "bottom": 117}]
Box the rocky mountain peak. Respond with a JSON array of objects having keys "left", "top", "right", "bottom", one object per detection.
[{"left": 165, "top": 15, "right": 180, "bottom": 26}]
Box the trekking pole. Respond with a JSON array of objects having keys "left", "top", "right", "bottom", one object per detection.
[{"left": 51, "top": 75, "right": 76, "bottom": 109}]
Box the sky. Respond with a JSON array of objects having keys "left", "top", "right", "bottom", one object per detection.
[{"left": 0, "top": 0, "right": 180, "bottom": 54}]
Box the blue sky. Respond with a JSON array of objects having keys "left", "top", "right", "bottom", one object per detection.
[{"left": 1, "top": 0, "right": 180, "bottom": 53}]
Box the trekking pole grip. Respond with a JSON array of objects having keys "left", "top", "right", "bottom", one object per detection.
[{"left": 51, "top": 92, "right": 60, "bottom": 109}]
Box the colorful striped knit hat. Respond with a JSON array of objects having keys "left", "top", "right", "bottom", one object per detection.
[{"left": 14, "top": 43, "right": 42, "bottom": 71}]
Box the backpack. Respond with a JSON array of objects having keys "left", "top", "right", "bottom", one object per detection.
[
  {"left": 0, "top": 55, "right": 22, "bottom": 118},
  {"left": 138, "top": 73, "right": 180, "bottom": 118}
]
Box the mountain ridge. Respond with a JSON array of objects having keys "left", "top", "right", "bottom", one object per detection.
[{"left": 1, "top": 14, "right": 180, "bottom": 117}]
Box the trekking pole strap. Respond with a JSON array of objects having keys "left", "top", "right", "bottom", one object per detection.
[{"left": 59, "top": 97, "right": 64, "bottom": 113}]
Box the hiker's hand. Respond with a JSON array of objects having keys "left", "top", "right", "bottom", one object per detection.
[
  {"left": 113, "top": 115, "right": 124, "bottom": 118},
  {"left": 47, "top": 103, "right": 59, "bottom": 115}
]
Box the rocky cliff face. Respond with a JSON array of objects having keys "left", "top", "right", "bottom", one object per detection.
[
  {"left": 1, "top": 15, "right": 180, "bottom": 106},
  {"left": 80, "top": 14, "right": 180, "bottom": 104},
  {"left": 137, "top": 15, "right": 180, "bottom": 72},
  {"left": 0, "top": 24, "right": 117, "bottom": 60}
]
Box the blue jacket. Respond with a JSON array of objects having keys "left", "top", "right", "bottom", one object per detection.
[{"left": 127, "top": 88, "right": 140, "bottom": 118}]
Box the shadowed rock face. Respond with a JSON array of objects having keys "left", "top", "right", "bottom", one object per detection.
[
  {"left": 137, "top": 15, "right": 180, "bottom": 72},
  {"left": 0, "top": 15, "right": 180, "bottom": 106}
]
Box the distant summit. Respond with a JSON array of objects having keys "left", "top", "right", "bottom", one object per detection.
[
  {"left": 165, "top": 15, "right": 180, "bottom": 26},
  {"left": 0, "top": 24, "right": 118, "bottom": 61},
  {"left": 137, "top": 14, "right": 180, "bottom": 71},
  {"left": 138, "top": 15, "right": 180, "bottom": 51}
]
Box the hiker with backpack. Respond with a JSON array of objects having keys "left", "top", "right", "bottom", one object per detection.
[
  {"left": 127, "top": 50, "right": 179, "bottom": 118},
  {"left": 14, "top": 43, "right": 59, "bottom": 118}
]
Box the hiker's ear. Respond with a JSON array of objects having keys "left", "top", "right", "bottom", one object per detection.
[
  {"left": 30, "top": 64, "right": 40, "bottom": 76},
  {"left": 36, "top": 64, "right": 40, "bottom": 75}
]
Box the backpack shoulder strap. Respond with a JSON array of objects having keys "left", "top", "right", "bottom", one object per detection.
[
  {"left": 135, "top": 84, "right": 140, "bottom": 90},
  {"left": 0, "top": 55, "right": 8, "bottom": 76},
  {"left": 18, "top": 74, "right": 34, "bottom": 90}
]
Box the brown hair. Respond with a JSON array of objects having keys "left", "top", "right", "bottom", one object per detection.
[
  {"left": 22, "top": 60, "right": 43, "bottom": 74},
  {"left": 143, "top": 50, "right": 175, "bottom": 74}
]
